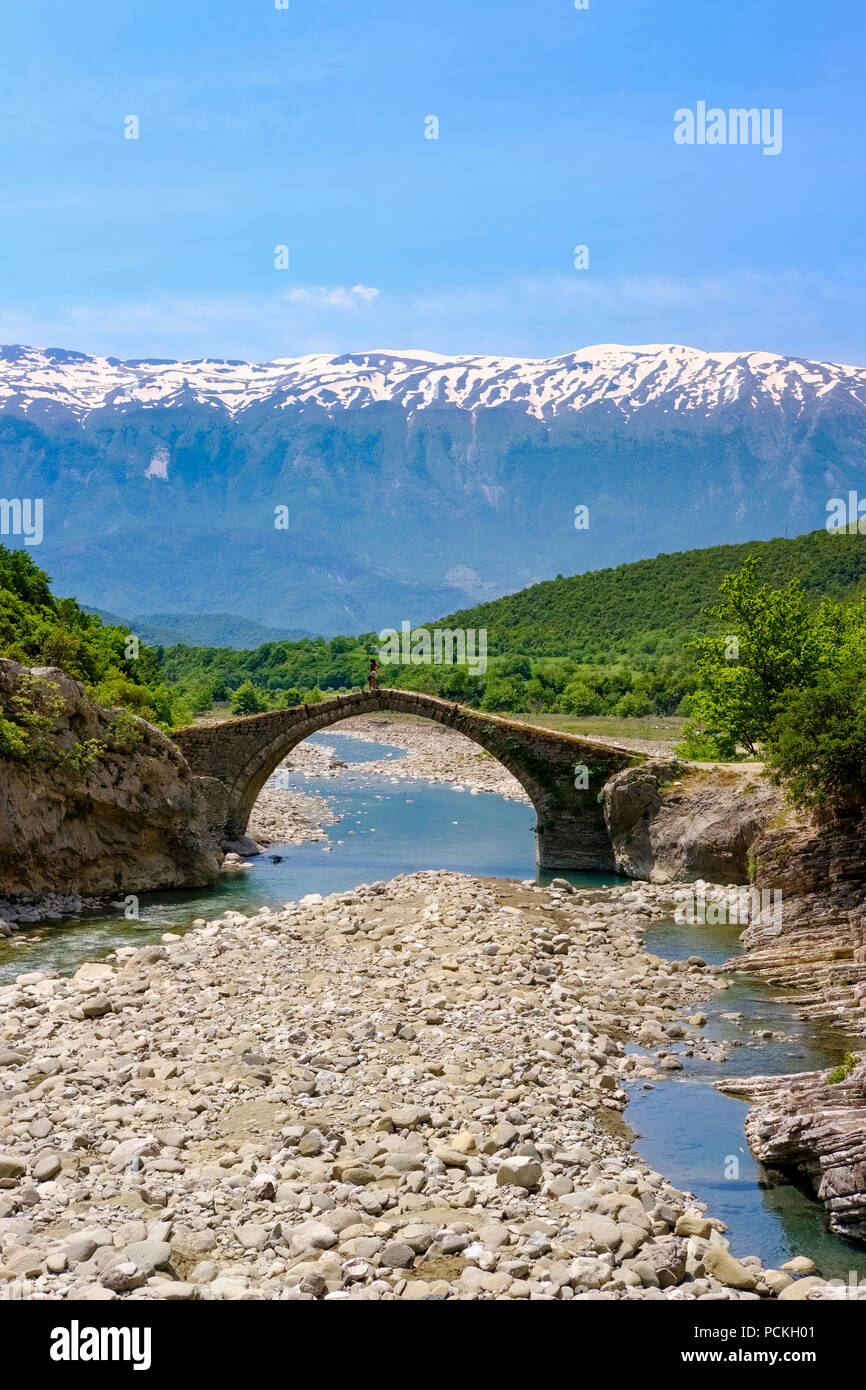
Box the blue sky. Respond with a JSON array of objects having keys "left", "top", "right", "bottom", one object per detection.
[{"left": 1, "top": 0, "right": 864, "bottom": 364}]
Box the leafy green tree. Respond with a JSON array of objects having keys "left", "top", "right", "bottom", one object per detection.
[
  {"left": 559, "top": 680, "right": 603, "bottom": 716},
  {"left": 675, "top": 554, "right": 866, "bottom": 812},
  {"left": 186, "top": 684, "right": 215, "bottom": 716},
  {"left": 496, "top": 655, "right": 532, "bottom": 681},
  {"left": 766, "top": 665, "right": 866, "bottom": 813},
  {"left": 321, "top": 664, "right": 353, "bottom": 689},
  {"left": 230, "top": 680, "right": 267, "bottom": 716},
  {"left": 615, "top": 690, "right": 652, "bottom": 718},
  {"left": 524, "top": 677, "right": 549, "bottom": 711},
  {"left": 480, "top": 676, "right": 528, "bottom": 712},
  {"left": 679, "top": 557, "right": 832, "bottom": 758}
]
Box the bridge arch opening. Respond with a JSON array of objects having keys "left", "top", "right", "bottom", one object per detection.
[
  {"left": 246, "top": 712, "right": 532, "bottom": 859},
  {"left": 235, "top": 696, "right": 542, "bottom": 842}
]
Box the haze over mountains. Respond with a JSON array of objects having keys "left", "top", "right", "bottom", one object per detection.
[
  {"left": 83, "top": 608, "right": 312, "bottom": 651},
  {"left": 2, "top": 341, "right": 864, "bottom": 637}
]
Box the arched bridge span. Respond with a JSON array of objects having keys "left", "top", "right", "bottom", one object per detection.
[{"left": 173, "top": 689, "right": 639, "bottom": 871}]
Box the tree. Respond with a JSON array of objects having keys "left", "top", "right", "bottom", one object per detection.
[
  {"left": 230, "top": 680, "right": 267, "bottom": 716},
  {"left": 615, "top": 691, "right": 652, "bottom": 718},
  {"left": 496, "top": 654, "right": 532, "bottom": 681},
  {"left": 559, "top": 679, "right": 602, "bottom": 716},
  {"left": 676, "top": 556, "right": 866, "bottom": 811},
  {"left": 480, "top": 676, "right": 528, "bottom": 712},
  {"left": 766, "top": 665, "right": 866, "bottom": 814},
  {"left": 678, "top": 557, "right": 832, "bottom": 758}
]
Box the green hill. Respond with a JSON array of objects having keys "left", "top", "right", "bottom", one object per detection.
[
  {"left": 155, "top": 528, "right": 866, "bottom": 721},
  {"left": 0, "top": 544, "right": 190, "bottom": 735},
  {"left": 431, "top": 529, "right": 866, "bottom": 662},
  {"left": 8, "top": 529, "right": 864, "bottom": 728}
]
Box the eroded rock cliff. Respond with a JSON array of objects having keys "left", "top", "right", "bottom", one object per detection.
[
  {"left": 720, "top": 1058, "right": 866, "bottom": 1243},
  {"left": 602, "top": 759, "right": 784, "bottom": 883},
  {"left": 728, "top": 818, "right": 866, "bottom": 1036},
  {"left": 0, "top": 659, "right": 220, "bottom": 900}
]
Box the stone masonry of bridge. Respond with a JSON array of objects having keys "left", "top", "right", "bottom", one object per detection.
[{"left": 173, "top": 689, "right": 641, "bottom": 872}]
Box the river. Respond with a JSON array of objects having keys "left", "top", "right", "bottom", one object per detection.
[{"left": 1, "top": 729, "right": 863, "bottom": 1280}]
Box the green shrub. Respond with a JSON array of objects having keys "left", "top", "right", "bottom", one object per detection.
[
  {"left": 559, "top": 680, "right": 603, "bottom": 716},
  {"left": 826, "top": 1052, "right": 859, "bottom": 1084}
]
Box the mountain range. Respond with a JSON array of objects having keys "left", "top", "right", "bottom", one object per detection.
[
  {"left": 83, "top": 608, "right": 312, "bottom": 650},
  {"left": 1, "top": 341, "right": 865, "bottom": 636}
]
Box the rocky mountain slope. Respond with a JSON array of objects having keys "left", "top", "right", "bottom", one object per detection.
[{"left": 2, "top": 342, "right": 865, "bottom": 634}]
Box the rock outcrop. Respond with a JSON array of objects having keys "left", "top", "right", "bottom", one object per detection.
[
  {"left": 0, "top": 660, "right": 220, "bottom": 901},
  {"left": 720, "top": 1058, "right": 866, "bottom": 1243},
  {"left": 715, "top": 818, "right": 866, "bottom": 1240},
  {"left": 602, "top": 760, "right": 783, "bottom": 884},
  {"left": 728, "top": 818, "right": 866, "bottom": 1036}
]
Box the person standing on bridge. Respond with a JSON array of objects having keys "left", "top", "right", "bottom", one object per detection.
[{"left": 366, "top": 657, "right": 379, "bottom": 691}]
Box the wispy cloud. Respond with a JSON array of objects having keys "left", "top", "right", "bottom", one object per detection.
[
  {"left": 283, "top": 285, "right": 380, "bottom": 308},
  {"left": 2, "top": 269, "right": 865, "bottom": 367}
]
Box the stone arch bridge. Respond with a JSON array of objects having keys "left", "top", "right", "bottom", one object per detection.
[{"left": 173, "top": 689, "right": 641, "bottom": 872}]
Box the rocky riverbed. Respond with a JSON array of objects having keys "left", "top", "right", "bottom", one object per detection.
[
  {"left": 316, "top": 716, "right": 530, "bottom": 801},
  {"left": 0, "top": 872, "right": 838, "bottom": 1301},
  {"left": 247, "top": 741, "right": 339, "bottom": 848}
]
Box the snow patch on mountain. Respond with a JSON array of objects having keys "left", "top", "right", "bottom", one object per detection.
[
  {"left": 0, "top": 342, "right": 863, "bottom": 423},
  {"left": 145, "top": 446, "right": 170, "bottom": 480}
]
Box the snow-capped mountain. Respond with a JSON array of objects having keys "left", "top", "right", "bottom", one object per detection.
[
  {"left": 1, "top": 342, "right": 864, "bottom": 422},
  {"left": 1, "top": 340, "right": 865, "bottom": 636}
]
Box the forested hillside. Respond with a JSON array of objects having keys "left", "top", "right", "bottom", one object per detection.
[
  {"left": 6, "top": 530, "right": 864, "bottom": 729},
  {"left": 433, "top": 530, "right": 866, "bottom": 661},
  {"left": 0, "top": 545, "right": 190, "bottom": 744},
  {"left": 155, "top": 530, "right": 866, "bottom": 720}
]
